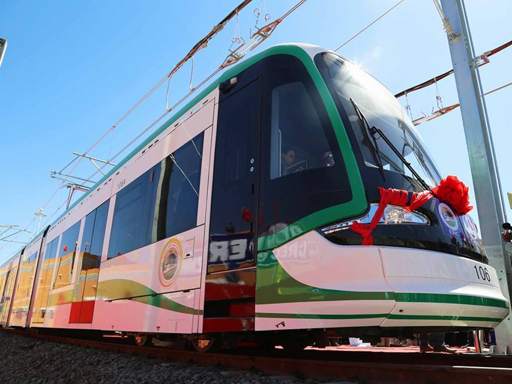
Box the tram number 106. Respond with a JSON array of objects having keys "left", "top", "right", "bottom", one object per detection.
[{"left": 474, "top": 265, "right": 491, "bottom": 282}]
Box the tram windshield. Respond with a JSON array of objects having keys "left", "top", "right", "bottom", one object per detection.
[{"left": 315, "top": 52, "right": 441, "bottom": 187}]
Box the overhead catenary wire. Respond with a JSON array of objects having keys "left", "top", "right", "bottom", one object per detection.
[
  {"left": 4, "top": 0, "right": 311, "bottom": 262},
  {"left": 0, "top": 228, "right": 31, "bottom": 242},
  {"left": 0, "top": 184, "right": 60, "bottom": 253},
  {"left": 62, "top": 0, "right": 254, "bottom": 182},
  {"left": 0, "top": 1, "right": 255, "bottom": 258},
  {"left": 81, "top": 0, "right": 307, "bottom": 185},
  {"left": 395, "top": 39, "right": 512, "bottom": 98},
  {"left": 277, "top": 0, "right": 306, "bottom": 21},
  {"left": 412, "top": 79, "right": 512, "bottom": 126},
  {"left": 0, "top": 239, "right": 29, "bottom": 245},
  {"left": 21, "top": 0, "right": 256, "bottom": 232},
  {"left": 334, "top": 0, "right": 406, "bottom": 52},
  {"left": 82, "top": 69, "right": 221, "bottom": 185},
  {"left": 0, "top": 0, "right": 309, "bottom": 256}
]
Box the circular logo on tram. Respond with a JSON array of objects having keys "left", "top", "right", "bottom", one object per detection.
[
  {"left": 437, "top": 202, "right": 459, "bottom": 232},
  {"left": 461, "top": 214, "right": 479, "bottom": 241},
  {"left": 159, "top": 238, "right": 183, "bottom": 286}
]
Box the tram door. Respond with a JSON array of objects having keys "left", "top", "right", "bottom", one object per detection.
[
  {"left": 69, "top": 200, "right": 109, "bottom": 324},
  {"left": 0, "top": 256, "right": 19, "bottom": 326},
  {"left": 205, "top": 73, "right": 261, "bottom": 332},
  {"left": 0, "top": 268, "right": 13, "bottom": 325}
]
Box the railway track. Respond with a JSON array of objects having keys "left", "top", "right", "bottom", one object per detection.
[{"left": 2, "top": 328, "right": 511, "bottom": 384}]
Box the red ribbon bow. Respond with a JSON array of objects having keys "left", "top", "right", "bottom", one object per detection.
[{"left": 351, "top": 176, "right": 472, "bottom": 245}]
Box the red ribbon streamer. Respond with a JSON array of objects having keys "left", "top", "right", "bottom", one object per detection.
[
  {"left": 351, "top": 188, "right": 432, "bottom": 245},
  {"left": 350, "top": 176, "right": 472, "bottom": 245}
]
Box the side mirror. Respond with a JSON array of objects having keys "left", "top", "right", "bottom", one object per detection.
[{"left": 0, "top": 38, "right": 7, "bottom": 68}]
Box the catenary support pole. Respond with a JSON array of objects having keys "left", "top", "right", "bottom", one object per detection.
[{"left": 440, "top": 0, "right": 512, "bottom": 353}]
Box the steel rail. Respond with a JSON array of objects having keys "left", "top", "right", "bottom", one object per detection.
[{"left": 2, "top": 328, "right": 512, "bottom": 384}]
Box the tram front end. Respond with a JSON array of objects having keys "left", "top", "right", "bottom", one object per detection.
[{"left": 253, "top": 45, "right": 509, "bottom": 338}]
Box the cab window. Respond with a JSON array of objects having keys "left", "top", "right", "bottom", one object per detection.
[
  {"left": 259, "top": 54, "right": 351, "bottom": 236},
  {"left": 270, "top": 81, "right": 335, "bottom": 180}
]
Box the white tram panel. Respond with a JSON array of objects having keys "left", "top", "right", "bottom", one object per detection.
[
  {"left": 273, "top": 231, "right": 389, "bottom": 292},
  {"left": 24, "top": 87, "right": 217, "bottom": 332},
  {"left": 94, "top": 91, "right": 217, "bottom": 334},
  {"left": 256, "top": 230, "right": 395, "bottom": 331},
  {"left": 379, "top": 246, "right": 509, "bottom": 328},
  {"left": 256, "top": 230, "right": 509, "bottom": 331}
]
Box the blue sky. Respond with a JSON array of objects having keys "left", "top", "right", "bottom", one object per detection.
[{"left": 1, "top": 0, "right": 511, "bottom": 262}]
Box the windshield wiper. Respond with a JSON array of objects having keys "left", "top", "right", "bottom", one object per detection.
[
  {"left": 369, "top": 125, "right": 431, "bottom": 191},
  {"left": 350, "top": 98, "right": 384, "bottom": 177},
  {"left": 351, "top": 99, "right": 431, "bottom": 191}
]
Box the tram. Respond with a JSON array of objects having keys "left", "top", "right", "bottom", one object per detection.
[{"left": 0, "top": 43, "right": 508, "bottom": 351}]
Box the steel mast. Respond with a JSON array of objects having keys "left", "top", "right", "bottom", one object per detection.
[{"left": 440, "top": 0, "right": 512, "bottom": 353}]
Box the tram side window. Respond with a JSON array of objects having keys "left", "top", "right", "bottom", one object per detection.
[
  {"left": 81, "top": 200, "right": 109, "bottom": 269},
  {"left": 55, "top": 221, "right": 81, "bottom": 287},
  {"left": 269, "top": 82, "right": 335, "bottom": 180},
  {"left": 27, "top": 252, "right": 38, "bottom": 263},
  {"left": 59, "top": 222, "right": 80, "bottom": 259},
  {"left": 0, "top": 269, "right": 9, "bottom": 302},
  {"left": 108, "top": 165, "right": 161, "bottom": 258},
  {"left": 44, "top": 237, "right": 59, "bottom": 260},
  {"left": 159, "top": 133, "right": 204, "bottom": 239}
]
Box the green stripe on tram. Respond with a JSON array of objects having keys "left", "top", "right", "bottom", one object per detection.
[
  {"left": 387, "top": 314, "right": 503, "bottom": 322},
  {"left": 394, "top": 292, "right": 508, "bottom": 308},
  {"left": 256, "top": 312, "right": 388, "bottom": 320},
  {"left": 97, "top": 279, "right": 202, "bottom": 315},
  {"left": 255, "top": 312, "right": 502, "bottom": 323},
  {"left": 256, "top": 251, "right": 509, "bottom": 309}
]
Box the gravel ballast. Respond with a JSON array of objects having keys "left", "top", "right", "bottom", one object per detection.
[{"left": 0, "top": 332, "right": 340, "bottom": 384}]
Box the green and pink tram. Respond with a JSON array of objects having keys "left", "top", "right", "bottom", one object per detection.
[{"left": 0, "top": 43, "right": 508, "bottom": 351}]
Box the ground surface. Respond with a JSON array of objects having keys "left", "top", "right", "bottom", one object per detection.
[{"left": 0, "top": 332, "right": 334, "bottom": 384}]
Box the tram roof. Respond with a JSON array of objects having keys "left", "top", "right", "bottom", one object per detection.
[
  {"left": 10, "top": 43, "right": 326, "bottom": 257},
  {"left": 60, "top": 43, "right": 325, "bottom": 219}
]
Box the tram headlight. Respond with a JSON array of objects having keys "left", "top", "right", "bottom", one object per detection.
[
  {"left": 382, "top": 205, "right": 429, "bottom": 224},
  {"left": 321, "top": 204, "right": 430, "bottom": 234}
]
